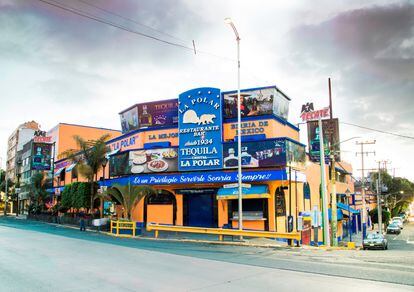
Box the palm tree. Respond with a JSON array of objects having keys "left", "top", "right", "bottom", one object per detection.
[
  {"left": 28, "top": 172, "right": 50, "bottom": 213},
  {"left": 62, "top": 134, "right": 111, "bottom": 212},
  {"left": 108, "top": 183, "right": 154, "bottom": 221}
]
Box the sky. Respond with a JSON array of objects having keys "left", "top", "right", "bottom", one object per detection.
[{"left": 0, "top": 0, "right": 413, "bottom": 180}]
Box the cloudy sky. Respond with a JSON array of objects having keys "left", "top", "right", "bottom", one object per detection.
[{"left": 1, "top": 0, "right": 413, "bottom": 180}]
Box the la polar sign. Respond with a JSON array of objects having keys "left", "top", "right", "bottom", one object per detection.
[{"left": 178, "top": 87, "right": 223, "bottom": 171}]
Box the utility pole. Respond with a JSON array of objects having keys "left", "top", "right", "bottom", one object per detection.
[
  {"left": 328, "top": 77, "right": 337, "bottom": 246},
  {"left": 319, "top": 118, "right": 330, "bottom": 247},
  {"left": 356, "top": 141, "right": 376, "bottom": 241},
  {"left": 376, "top": 161, "right": 383, "bottom": 234},
  {"left": 330, "top": 152, "right": 338, "bottom": 246}
]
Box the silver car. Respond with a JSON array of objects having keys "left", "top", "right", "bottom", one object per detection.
[
  {"left": 363, "top": 233, "right": 388, "bottom": 250},
  {"left": 386, "top": 223, "right": 401, "bottom": 235}
]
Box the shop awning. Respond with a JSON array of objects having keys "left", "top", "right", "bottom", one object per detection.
[
  {"left": 54, "top": 168, "right": 65, "bottom": 177},
  {"left": 105, "top": 148, "right": 120, "bottom": 159},
  {"left": 337, "top": 202, "right": 360, "bottom": 215},
  {"left": 66, "top": 163, "right": 77, "bottom": 172},
  {"left": 217, "top": 185, "right": 270, "bottom": 200},
  {"left": 328, "top": 208, "right": 344, "bottom": 221},
  {"left": 18, "top": 191, "right": 29, "bottom": 200},
  {"left": 335, "top": 165, "right": 352, "bottom": 175}
]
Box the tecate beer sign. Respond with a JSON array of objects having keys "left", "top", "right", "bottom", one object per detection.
[
  {"left": 300, "top": 102, "right": 330, "bottom": 122},
  {"left": 178, "top": 87, "right": 223, "bottom": 171}
]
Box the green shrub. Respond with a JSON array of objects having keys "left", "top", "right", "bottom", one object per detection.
[{"left": 61, "top": 184, "right": 73, "bottom": 209}]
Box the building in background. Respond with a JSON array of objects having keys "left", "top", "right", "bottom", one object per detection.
[
  {"left": 6, "top": 121, "right": 40, "bottom": 184},
  {"left": 48, "top": 123, "right": 121, "bottom": 189}
]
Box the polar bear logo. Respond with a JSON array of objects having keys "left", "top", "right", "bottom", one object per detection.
[
  {"left": 183, "top": 109, "right": 216, "bottom": 125},
  {"left": 198, "top": 114, "right": 216, "bottom": 125}
]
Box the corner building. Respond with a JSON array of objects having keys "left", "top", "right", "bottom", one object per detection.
[{"left": 56, "top": 85, "right": 356, "bottom": 244}]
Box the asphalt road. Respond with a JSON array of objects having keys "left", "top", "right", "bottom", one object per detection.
[
  {"left": 0, "top": 218, "right": 413, "bottom": 291},
  {"left": 385, "top": 219, "right": 414, "bottom": 251}
]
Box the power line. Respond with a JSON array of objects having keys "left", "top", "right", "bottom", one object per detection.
[
  {"left": 37, "top": 0, "right": 195, "bottom": 51},
  {"left": 341, "top": 121, "right": 414, "bottom": 140},
  {"left": 76, "top": 0, "right": 189, "bottom": 45}
]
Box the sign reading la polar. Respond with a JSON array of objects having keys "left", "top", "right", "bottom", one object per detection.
[{"left": 178, "top": 87, "right": 223, "bottom": 171}]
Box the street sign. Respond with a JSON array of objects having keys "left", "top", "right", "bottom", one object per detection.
[
  {"left": 297, "top": 216, "right": 303, "bottom": 231},
  {"left": 223, "top": 183, "right": 251, "bottom": 189}
]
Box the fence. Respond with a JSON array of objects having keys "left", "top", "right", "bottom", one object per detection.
[
  {"left": 110, "top": 220, "right": 137, "bottom": 237},
  {"left": 146, "top": 223, "right": 301, "bottom": 243}
]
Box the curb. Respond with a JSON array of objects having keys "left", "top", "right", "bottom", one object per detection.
[{"left": 10, "top": 218, "right": 362, "bottom": 251}]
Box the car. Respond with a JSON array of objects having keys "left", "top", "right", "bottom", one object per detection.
[
  {"left": 386, "top": 223, "right": 401, "bottom": 234},
  {"left": 363, "top": 233, "right": 388, "bottom": 250},
  {"left": 391, "top": 217, "right": 404, "bottom": 229}
]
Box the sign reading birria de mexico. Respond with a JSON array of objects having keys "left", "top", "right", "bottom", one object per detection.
[{"left": 178, "top": 87, "right": 223, "bottom": 171}]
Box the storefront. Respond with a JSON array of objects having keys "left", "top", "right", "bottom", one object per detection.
[
  {"left": 54, "top": 85, "right": 355, "bottom": 242},
  {"left": 99, "top": 86, "right": 309, "bottom": 233}
]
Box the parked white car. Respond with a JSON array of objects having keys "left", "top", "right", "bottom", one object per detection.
[{"left": 391, "top": 217, "right": 403, "bottom": 229}]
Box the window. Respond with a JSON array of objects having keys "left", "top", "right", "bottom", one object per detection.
[
  {"left": 147, "top": 190, "right": 175, "bottom": 205},
  {"left": 275, "top": 187, "right": 286, "bottom": 216}
]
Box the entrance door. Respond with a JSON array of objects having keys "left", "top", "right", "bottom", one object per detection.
[{"left": 186, "top": 194, "right": 215, "bottom": 227}]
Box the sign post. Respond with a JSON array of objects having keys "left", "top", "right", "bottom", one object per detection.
[
  {"left": 318, "top": 117, "right": 330, "bottom": 247},
  {"left": 301, "top": 103, "right": 331, "bottom": 247}
]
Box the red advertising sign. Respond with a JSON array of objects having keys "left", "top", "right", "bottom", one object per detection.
[
  {"left": 300, "top": 107, "right": 330, "bottom": 122},
  {"left": 33, "top": 136, "right": 52, "bottom": 143}
]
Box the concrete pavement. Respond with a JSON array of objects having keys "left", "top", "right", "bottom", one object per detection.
[
  {"left": 0, "top": 218, "right": 414, "bottom": 290},
  {"left": 0, "top": 221, "right": 413, "bottom": 292}
]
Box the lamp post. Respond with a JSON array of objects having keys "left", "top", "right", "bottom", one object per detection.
[
  {"left": 225, "top": 17, "right": 243, "bottom": 237},
  {"left": 101, "top": 157, "right": 108, "bottom": 219},
  {"left": 345, "top": 188, "right": 352, "bottom": 242}
]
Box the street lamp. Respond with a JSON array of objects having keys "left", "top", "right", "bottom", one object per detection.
[
  {"left": 225, "top": 17, "right": 243, "bottom": 237},
  {"left": 345, "top": 188, "right": 352, "bottom": 242},
  {"left": 101, "top": 157, "right": 108, "bottom": 218}
]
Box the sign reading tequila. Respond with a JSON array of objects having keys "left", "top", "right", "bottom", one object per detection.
[{"left": 178, "top": 87, "right": 223, "bottom": 171}]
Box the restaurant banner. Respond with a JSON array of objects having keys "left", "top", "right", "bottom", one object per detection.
[
  {"left": 105, "top": 169, "right": 289, "bottom": 186},
  {"left": 31, "top": 143, "right": 52, "bottom": 170},
  {"left": 178, "top": 87, "right": 223, "bottom": 171},
  {"left": 137, "top": 99, "right": 178, "bottom": 128},
  {"left": 223, "top": 87, "right": 289, "bottom": 120},
  {"left": 109, "top": 148, "right": 178, "bottom": 176},
  {"left": 223, "top": 139, "right": 287, "bottom": 169},
  {"left": 120, "top": 106, "right": 139, "bottom": 133},
  {"left": 307, "top": 118, "right": 340, "bottom": 162}
]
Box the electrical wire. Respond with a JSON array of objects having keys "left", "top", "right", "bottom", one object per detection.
[
  {"left": 35, "top": 0, "right": 273, "bottom": 83},
  {"left": 36, "top": 0, "right": 195, "bottom": 51},
  {"left": 76, "top": 0, "right": 189, "bottom": 45},
  {"left": 341, "top": 121, "right": 414, "bottom": 140}
]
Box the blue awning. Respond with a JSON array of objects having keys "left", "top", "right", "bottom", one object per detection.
[
  {"left": 335, "top": 166, "right": 352, "bottom": 175},
  {"left": 106, "top": 148, "right": 120, "bottom": 159},
  {"left": 328, "top": 208, "right": 343, "bottom": 221},
  {"left": 337, "top": 202, "right": 360, "bottom": 215},
  {"left": 217, "top": 185, "right": 270, "bottom": 200},
  {"left": 54, "top": 167, "right": 65, "bottom": 177},
  {"left": 66, "top": 163, "right": 77, "bottom": 172}
]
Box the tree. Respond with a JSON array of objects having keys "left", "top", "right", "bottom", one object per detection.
[
  {"left": 371, "top": 171, "right": 414, "bottom": 217},
  {"left": 61, "top": 184, "right": 73, "bottom": 210},
  {"left": 28, "top": 172, "right": 50, "bottom": 213},
  {"left": 108, "top": 183, "right": 154, "bottom": 221},
  {"left": 62, "top": 134, "right": 110, "bottom": 211},
  {"left": 0, "top": 169, "right": 14, "bottom": 195},
  {"left": 369, "top": 207, "right": 391, "bottom": 226}
]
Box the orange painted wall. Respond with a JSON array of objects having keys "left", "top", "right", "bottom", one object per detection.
[
  {"left": 147, "top": 205, "right": 173, "bottom": 224},
  {"left": 56, "top": 123, "right": 121, "bottom": 159}
]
